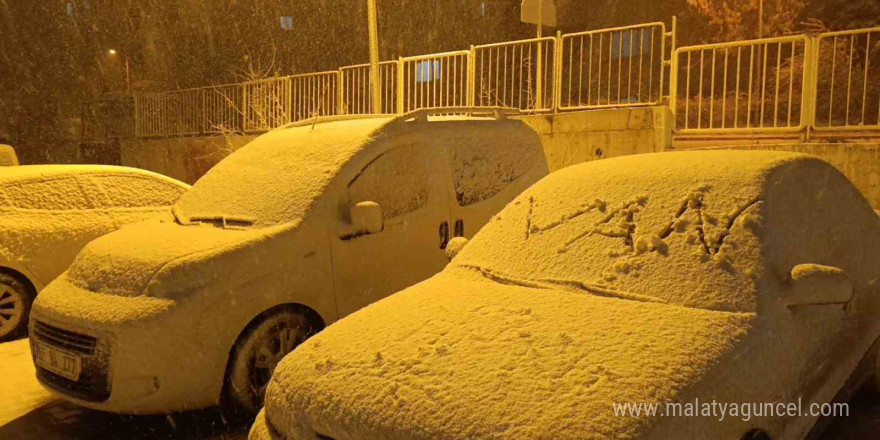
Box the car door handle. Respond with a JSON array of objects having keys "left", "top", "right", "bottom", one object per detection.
[
  {"left": 439, "top": 221, "right": 450, "bottom": 249},
  {"left": 454, "top": 219, "right": 464, "bottom": 237}
]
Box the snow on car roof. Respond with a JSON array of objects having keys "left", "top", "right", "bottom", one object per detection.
[
  {"left": 174, "top": 117, "right": 396, "bottom": 228},
  {"left": 450, "top": 150, "right": 817, "bottom": 314},
  {"left": 175, "top": 114, "right": 532, "bottom": 228},
  {"left": 0, "top": 164, "right": 187, "bottom": 187}
]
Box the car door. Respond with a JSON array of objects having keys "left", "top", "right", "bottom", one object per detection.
[
  {"left": 330, "top": 142, "right": 452, "bottom": 318},
  {"left": 4, "top": 177, "right": 100, "bottom": 285},
  {"left": 446, "top": 136, "right": 547, "bottom": 240}
]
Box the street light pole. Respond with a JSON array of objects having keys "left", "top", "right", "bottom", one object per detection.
[
  {"left": 124, "top": 57, "right": 131, "bottom": 93},
  {"left": 367, "top": 0, "right": 381, "bottom": 113},
  {"left": 758, "top": 0, "right": 764, "bottom": 38}
]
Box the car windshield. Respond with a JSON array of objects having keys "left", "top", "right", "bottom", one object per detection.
[
  {"left": 450, "top": 155, "right": 768, "bottom": 314},
  {"left": 173, "top": 118, "right": 389, "bottom": 228}
]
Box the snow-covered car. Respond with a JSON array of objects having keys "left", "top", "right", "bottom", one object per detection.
[
  {"left": 0, "top": 165, "right": 189, "bottom": 341},
  {"left": 251, "top": 150, "right": 880, "bottom": 440},
  {"left": 0, "top": 144, "right": 17, "bottom": 166},
  {"left": 28, "top": 110, "right": 549, "bottom": 416}
]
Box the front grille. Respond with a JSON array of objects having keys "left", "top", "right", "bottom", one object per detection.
[
  {"left": 32, "top": 320, "right": 111, "bottom": 402},
  {"left": 32, "top": 320, "right": 97, "bottom": 355}
]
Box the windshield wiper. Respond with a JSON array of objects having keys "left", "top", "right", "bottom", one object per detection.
[
  {"left": 186, "top": 214, "right": 256, "bottom": 229},
  {"left": 460, "top": 264, "right": 666, "bottom": 305},
  {"left": 171, "top": 206, "right": 188, "bottom": 225}
]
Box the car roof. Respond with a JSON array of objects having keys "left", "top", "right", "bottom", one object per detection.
[
  {"left": 0, "top": 164, "right": 189, "bottom": 188},
  {"left": 175, "top": 110, "right": 539, "bottom": 229}
]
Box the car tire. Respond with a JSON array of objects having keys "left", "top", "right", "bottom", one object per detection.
[
  {"left": 0, "top": 272, "right": 34, "bottom": 342},
  {"left": 223, "top": 309, "right": 317, "bottom": 421}
]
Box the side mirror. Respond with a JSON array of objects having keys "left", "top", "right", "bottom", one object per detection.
[
  {"left": 445, "top": 237, "right": 469, "bottom": 261},
  {"left": 786, "top": 264, "right": 853, "bottom": 307},
  {"left": 350, "top": 201, "right": 383, "bottom": 235}
]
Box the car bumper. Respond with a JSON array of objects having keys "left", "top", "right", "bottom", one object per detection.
[
  {"left": 249, "top": 410, "right": 277, "bottom": 440},
  {"left": 29, "top": 276, "right": 221, "bottom": 414}
]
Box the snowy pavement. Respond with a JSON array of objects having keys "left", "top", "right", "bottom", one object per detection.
[
  {"left": 0, "top": 338, "right": 877, "bottom": 440},
  {"left": 0, "top": 339, "right": 247, "bottom": 440}
]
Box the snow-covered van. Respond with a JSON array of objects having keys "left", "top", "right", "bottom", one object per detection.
[
  {"left": 29, "top": 110, "right": 550, "bottom": 416},
  {"left": 0, "top": 165, "right": 189, "bottom": 341}
]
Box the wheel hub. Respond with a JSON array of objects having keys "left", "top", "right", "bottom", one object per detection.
[
  {"left": 0, "top": 284, "right": 23, "bottom": 337},
  {"left": 250, "top": 324, "right": 304, "bottom": 396}
]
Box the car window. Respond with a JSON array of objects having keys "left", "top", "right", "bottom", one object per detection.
[
  {"left": 94, "top": 174, "right": 184, "bottom": 208},
  {"left": 452, "top": 140, "right": 537, "bottom": 206},
  {"left": 348, "top": 144, "right": 430, "bottom": 221},
  {"left": 5, "top": 177, "right": 92, "bottom": 210}
]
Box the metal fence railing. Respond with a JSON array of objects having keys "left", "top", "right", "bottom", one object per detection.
[
  {"left": 340, "top": 61, "right": 398, "bottom": 115},
  {"left": 202, "top": 84, "right": 244, "bottom": 133},
  {"left": 136, "top": 90, "right": 202, "bottom": 137},
  {"left": 243, "top": 77, "right": 290, "bottom": 132},
  {"left": 398, "top": 51, "right": 470, "bottom": 112},
  {"left": 559, "top": 23, "right": 671, "bottom": 110},
  {"left": 671, "top": 35, "right": 811, "bottom": 134},
  {"left": 814, "top": 27, "right": 880, "bottom": 132},
  {"left": 82, "top": 98, "right": 135, "bottom": 141},
  {"left": 471, "top": 37, "right": 556, "bottom": 111},
  {"left": 290, "top": 71, "right": 340, "bottom": 122},
  {"left": 86, "top": 19, "right": 880, "bottom": 141}
]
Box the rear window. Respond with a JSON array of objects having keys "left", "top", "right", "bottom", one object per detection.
[
  {"left": 450, "top": 157, "right": 768, "bottom": 314},
  {"left": 94, "top": 175, "right": 184, "bottom": 208},
  {"left": 5, "top": 178, "right": 92, "bottom": 210},
  {"left": 452, "top": 139, "right": 538, "bottom": 206}
]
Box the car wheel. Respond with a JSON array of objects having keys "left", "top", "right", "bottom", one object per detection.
[
  {"left": 224, "top": 310, "right": 316, "bottom": 419},
  {"left": 0, "top": 273, "right": 34, "bottom": 342}
]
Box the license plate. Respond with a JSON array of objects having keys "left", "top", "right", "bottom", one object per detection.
[{"left": 34, "top": 342, "right": 82, "bottom": 381}]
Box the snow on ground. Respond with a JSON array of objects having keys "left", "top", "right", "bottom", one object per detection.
[{"left": 0, "top": 340, "right": 246, "bottom": 440}]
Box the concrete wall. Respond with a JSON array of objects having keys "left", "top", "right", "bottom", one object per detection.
[
  {"left": 120, "top": 134, "right": 255, "bottom": 184},
  {"left": 521, "top": 106, "right": 672, "bottom": 171}
]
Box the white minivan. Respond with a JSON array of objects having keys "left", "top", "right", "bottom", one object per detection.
[{"left": 30, "top": 110, "right": 550, "bottom": 416}]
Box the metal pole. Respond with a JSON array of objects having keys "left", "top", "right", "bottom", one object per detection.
[
  {"left": 758, "top": 0, "right": 764, "bottom": 38},
  {"left": 367, "top": 0, "right": 382, "bottom": 113},
  {"left": 125, "top": 57, "right": 131, "bottom": 93},
  {"left": 535, "top": 0, "right": 544, "bottom": 110}
]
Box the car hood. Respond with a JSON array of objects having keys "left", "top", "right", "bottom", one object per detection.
[
  {"left": 263, "top": 272, "right": 756, "bottom": 440},
  {"left": 67, "top": 219, "right": 265, "bottom": 298}
]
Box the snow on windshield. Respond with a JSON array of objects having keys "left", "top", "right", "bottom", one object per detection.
[
  {"left": 174, "top": 118, "right": 391, "bottom": 228},
  {"left": 450, "top": 151, "right": 795, "bottom": 313}
]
